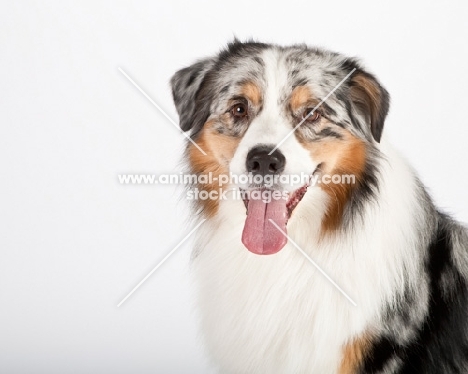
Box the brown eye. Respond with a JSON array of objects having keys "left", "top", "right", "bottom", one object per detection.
[
  {"left": 302, "top": 108, "right": 321, "bottom": 123},
  {"left": 231, "top": 103, "right": 248, "bottom": 118}
]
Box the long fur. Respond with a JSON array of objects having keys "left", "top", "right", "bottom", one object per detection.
[{"left": 171, "top": 41, "right": 468, "bottom": 373}]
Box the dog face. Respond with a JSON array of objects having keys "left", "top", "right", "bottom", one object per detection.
[{"left": 171, "top": 41, "right": 389, "bottom": 255}]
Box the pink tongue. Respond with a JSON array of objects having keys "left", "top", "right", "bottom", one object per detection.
[{"left": 241, "top": 195, "right": 288, "bottom": 255}]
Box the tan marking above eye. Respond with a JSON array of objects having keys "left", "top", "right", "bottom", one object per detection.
[
  {"left": 290, "top": 85, "right": 319, "bottom": 112},
  {"left": 239, "top": 81, "right": 262, "bottom": 107}
]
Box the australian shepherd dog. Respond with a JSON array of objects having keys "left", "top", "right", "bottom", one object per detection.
[{"left": 170, "top": 41, "right": 468, "bottom": 373}]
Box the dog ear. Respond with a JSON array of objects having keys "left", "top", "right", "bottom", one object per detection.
[
  {"left": 170, "top": 58, "right": 216, "bottom": 133},
  {"left": 349, "top": 70, "right": 390, "bottom": 143}
]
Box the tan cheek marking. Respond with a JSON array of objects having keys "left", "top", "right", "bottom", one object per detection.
[
  {"left": 300, "top": 131, "right": 367, "bottom": 233},
  {"left": 188, "top": 121, "right": 241, "bottom": 217},
  {"left": 339, "top": 334, "right": 371, "bottom": 374},
  {"left": 240, "top": 81, "right": 262, "bottom": 107}
]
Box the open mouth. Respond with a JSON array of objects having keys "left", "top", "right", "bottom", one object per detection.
[
  {"left": 240, "top": 183, "right": 310, "bottom": 256},
  {"left": 240, "top": 164, "right": 322, "bottom": 255}
]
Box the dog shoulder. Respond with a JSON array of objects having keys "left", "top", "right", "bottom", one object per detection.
[{"left": 401, "top": 213, "right": 468, "bottom": 373}]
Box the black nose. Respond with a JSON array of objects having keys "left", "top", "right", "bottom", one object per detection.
[{"left": 246, "top": 145, "right": 286, "bottom": 176}]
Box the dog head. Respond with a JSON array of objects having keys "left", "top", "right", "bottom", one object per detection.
[{"left": 171, "top": 41, "right": 389, "bottom": 255}]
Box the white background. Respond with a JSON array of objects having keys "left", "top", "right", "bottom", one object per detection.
[{"left": 1, "top": 1, "right": 468, "bottom": 373}]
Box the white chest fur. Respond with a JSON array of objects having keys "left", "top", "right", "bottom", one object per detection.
[{"left": 191, "top": 143, "right": 424, "bottom": 373}]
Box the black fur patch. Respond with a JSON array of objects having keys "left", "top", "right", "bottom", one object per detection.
[
  {"left": 316, "top": 127, "right": 342, "bottom": 139},
  {"left": 362, "top": 215, "right": 468, "bottom": 373},
  {"left": 399, "top": 216, "right": 468, "bottom": 373},
  {"left": 362, "top": 336, "right": 402, "bottom": 372}
]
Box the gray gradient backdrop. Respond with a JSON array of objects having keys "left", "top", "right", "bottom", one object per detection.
[{"left": 1, "top": 1, "right": 468, "bottom": 373}]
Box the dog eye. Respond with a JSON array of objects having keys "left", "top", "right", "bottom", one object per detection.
[
  {"left": 231, "top": 103, "right": 248, "bottom": 118},
  {"left": 302, "top": 109, "right": 321, "bottom": 123}
]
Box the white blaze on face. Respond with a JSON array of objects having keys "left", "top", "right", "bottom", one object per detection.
[
  {"left": 229, "top": 49, "right": 320, "bottom": 255},
  {"left": 230, "top": 48, "right": 319, "bottom": 192}
]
